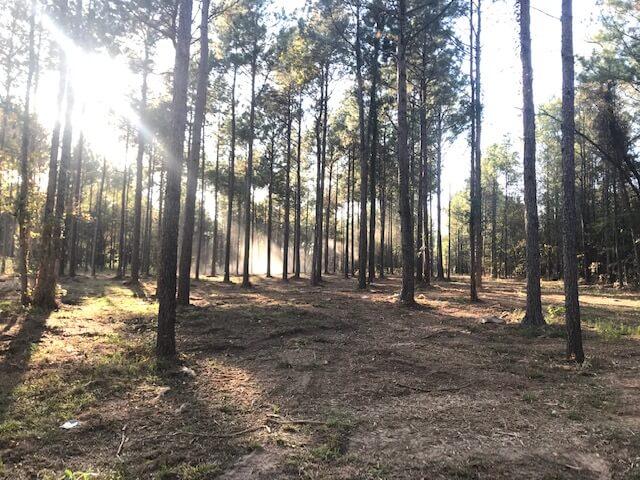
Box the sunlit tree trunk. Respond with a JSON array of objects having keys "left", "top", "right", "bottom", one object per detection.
[
  {"left": 223, "top": 66, "right": 237, "bottom": 283},
  {"left": 16, "top": 0, "right": 36, "bottom": 305},
  {"left": 178, "top": 0, "right": 209, "bottom": 301},
  {"left": 241, "top": 44, "right": 258, "bottom": 288},
  {"left": 156, "top": 0, "right": 193, "bottom": 358},
  {"left": 195, "top": 133, "right": 206, "bottom": 280},
  {"left": 68, "top": 129, "right": 85, "bottom": 277},
  {"left": 142, "top": 149, "right": 154, "bottom": 276},
  {"left": 117, "top": 135, "right": 130, "bottom": 279},
  {"left": 91, "top": 158, "right": 107, "bottom": 277},
  {"left": 211, "top": 140, "right": 220, "bottom": 276},
  {"left": 131, "top": 35, "right": 151, "bottom": 284}
]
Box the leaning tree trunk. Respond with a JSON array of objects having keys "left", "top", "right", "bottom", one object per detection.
[
  {"left": 396, "top": 0, "right": 415, "bottom": 305},
  {"left": 520, "top": 0, "right": 545, "bottom": 326},
  {"left": 561, "top": 0, "right": 584, "bottom": 362},
  {"left": 156, "top": 0, "right": 193, "bottom": 358},
  {"left": 178, "top": 0, "right": 209, "bottom": 303}
]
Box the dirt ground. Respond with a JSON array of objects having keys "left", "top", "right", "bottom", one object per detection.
[{"left": 1, "top": 273, "right": 640, "bottom": 479}]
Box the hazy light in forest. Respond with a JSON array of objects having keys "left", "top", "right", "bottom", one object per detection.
[{"left": 36, "top": 10, "right": 161, "bottom": 169}]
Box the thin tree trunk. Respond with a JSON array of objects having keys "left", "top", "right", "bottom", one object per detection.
[
  {"left": 283, "top": 91, "right": 292, "bottom": 280},
  {"left": 267, "top": 140, "right": 274, "bottom": 278},
  {"left": 241, "top": 48, "right": 258, "bottom": 288},
  {"left": 436, "top": 112, "right": 444, "bottom": 279},
  {"left": 211, "top": 139, "right": 220, "bottom": 276},
  {"left": 195, "top": 128, "right": 206, "bottom": 280},
  {"left": 91, "top": 158, "right": 107, "bottom": 276},
  {"left": 131, "top": 35, "right": 151, "bottom": 283},
  {"left": 324, "top": 162, "right": 333, "bottom": 274},
  {"left": 117, "top": 135, "right": 130, "bottom": 279},
  {"left": 68, "top": 129, "right": 84, "bottom": 277},
  {"left": 223, "top": 66, "right": 237, "bottom": 283},
  {"left": 294, "top": 95, "right": 303, "bottom": 279}
]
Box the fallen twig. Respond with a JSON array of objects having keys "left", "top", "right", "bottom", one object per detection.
[{"left": 116, "top": 424, "right": 128, "bottom": 458}]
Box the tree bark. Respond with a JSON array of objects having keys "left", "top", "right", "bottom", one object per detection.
[
  {"left": 156, "top": 0, "right": 193, "bottom": 358},
  {"left": 91, "top": 158, "right": 107, "bottom": 277},
  {"left": 561, "top": 0, "right": 584, "bottom": 362},
  {"left": 396, "top": 0, "right": 415, "bottom": 305},
  {"left": 178, "top": 0, "right": 209, "bottom": 302},
  {"left": 520, "top": 0, "right": 545, "bottom": 326},
  {"left": 16, "top": 0, "right": 36, "bottom": 305},
  {"left": 355, "top": 2, "right": 369, "bottom": 289},
  {"left": 283, "top": 91, "right": 292, "bottom": 280},
  {"left": 223, "top": 66, "right": 237, "bottom": 283},
  {"left": 241, "top": 47, "right": 257, "bottom": 288},
  {"left": 131, "top": 35, "right": 151, "bottom": 283}
]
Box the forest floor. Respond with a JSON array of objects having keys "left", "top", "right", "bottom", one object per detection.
[{"left": 1, "top": 273, "right": 640, "bottom": 479}]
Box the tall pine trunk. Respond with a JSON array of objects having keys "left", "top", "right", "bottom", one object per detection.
[
  {"left": 16, "top": 0, "right": 36, "bottom": 305},
  {"left": 91, "top": 158, "right": 107, "bottom": 277},
  {"left": 178, "top": 0, "right": 209, "bottom": 302},
  {"left": 355, "top": 3, "right": 369, "bottom": 289},
  {"left": 282, "top": 91, "right": 292, "bottom": 280},
  {"left": 223, "top": 67, "right": 237, "bottom": 283},
  {"left": 396, "top": 0, "right": 415, "bottom": 305},
  {"left": 33, "top": 46, "right": 66, "bottom": 308},
  {"left": 561, "top": 0, "right": 584, "bottom": 362},
  {"left": 520, "top": 0, "right": 545, "bottom": 326},
  {"left": 156, "top": 0, "right": 193, "bottom": 358},
  {"left": 131, "top": 36, "right": 151, "bottom": 283}
]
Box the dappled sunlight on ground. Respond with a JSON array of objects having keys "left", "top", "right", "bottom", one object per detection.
[{"left": 1, "top": 274, "right": 640, "bottom": 478}]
